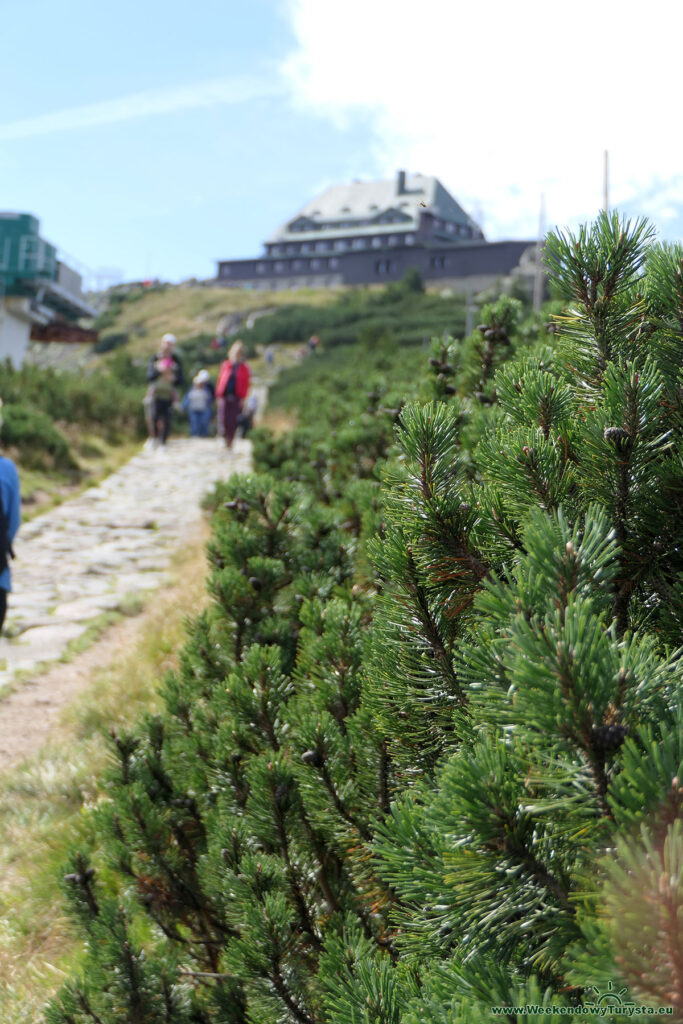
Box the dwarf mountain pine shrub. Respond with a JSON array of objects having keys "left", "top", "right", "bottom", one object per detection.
[{"left": 46, "top": 214, "right": 682, "bottom": 1023}]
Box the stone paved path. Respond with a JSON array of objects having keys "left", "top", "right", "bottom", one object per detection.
[{"left": 0, "top": 436, "right": 252, "bottom": 692}]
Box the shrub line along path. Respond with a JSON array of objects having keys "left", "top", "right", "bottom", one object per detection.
[{"left": 0, "top": 432, "right": 256, "bottom": 770}]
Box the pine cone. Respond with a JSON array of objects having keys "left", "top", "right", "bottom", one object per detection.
[
  {"left": 274, "top": 782, "right": 291, "bottom": 809},
  {"left": 603, "top": 427, "right": 631, "bottom": 451},
  {"left": 302, "top": 748, "right": 324, "bottom": 768},
  {"left": 591, "top": 723, "right": 628, "bottom": 752}
]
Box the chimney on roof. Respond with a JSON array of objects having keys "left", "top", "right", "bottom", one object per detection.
[{"left": 396, "top": 169, "right": 406, "bottom": 195}]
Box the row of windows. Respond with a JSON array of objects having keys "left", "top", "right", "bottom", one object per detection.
[
  {"left": 220, "top": 247, "right": 466, "bottom": 279},
  {"left": 267, "top": 256, "right": 342, "bottom": 273},
  {"left": 432, "top": 219, "right": 473, "bottom": 237},
  {"left": 288, "top": 211, "right": 410, "bottom": 233},
  {"left": 220, "top": 255, "right": 403, "bottom": 279},
  {"left": 268, "top": 234, "right": 414, "bottom": 256},
  {"left": 0, "top": 235, "right": 55, "bottom": 273}
]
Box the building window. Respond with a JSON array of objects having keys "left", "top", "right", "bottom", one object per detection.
[
  {"left": 446, "top": 222, "right": 455, "bottom": 233},
  {"left": 310, "top": 258, "right": 321, "bottom": 270},
  {"left": 316, "top": 241, "right": 327, "bottom": 252},
  {"left": 293, "top": 259, "right": 304, "bottom": 270},
  {"left": 372, "top": 237, "right": 382, "bottom": 248},
  {"left": 274, "top": 261, "right": 285, "bottom": 272},
  {"left": 302, "top": 242, "right": 313, "bottom": 253},
  {"left": 18, "top": 235, "right": 38, "bottom": 271},
  {"left": 388, "top": 234, "right": 398, "bottom": 246},
  {"left": 256, "top": 262, "right": 266, "bottom": 274},
  {"left": 329, "top": 257, "right": 339, "bottom": 269},
  {"left": 352, "top": 238, "right": 366, "bottom": 249},
  {"left": 375, "top": 259, "right": 395, "bottom": 274},
  {"left": 405, "top": 234, "right": 414, "bottom": 245},
  {"left": 334, "top": 240, "right": 346, "bottom": 251}
]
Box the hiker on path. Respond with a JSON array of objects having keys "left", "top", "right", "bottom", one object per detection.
[
  {"left": 0, "top": 405, "right": 21, "bottom": 634},
  {"left": 146, "top": 333, "right": 184, "bottom": 447},
  {"left": 182, "top": 369, "right": 214, "bottom": 437},
  {"left": 216, "top": 340, "right": 251, "bottom": 449}
]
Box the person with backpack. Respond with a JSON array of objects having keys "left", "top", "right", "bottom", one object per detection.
[
  {"left": 215, "top": 340, "right": 250, "bottom": 449},
  {"left": 182, "top": 369, "right": 214, "bottom": 437},
  {"left": 146, "top": 333, "right": 184, "bottom": 447},
  {"left": 0, "top": 405, "right": 21, "bottom": 634}
]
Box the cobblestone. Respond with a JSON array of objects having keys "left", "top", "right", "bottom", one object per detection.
[{"left": 0, "top": 436, "right": 252, "bottom": 690}]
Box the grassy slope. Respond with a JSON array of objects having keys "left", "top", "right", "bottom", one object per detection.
[{"left": 97, "top": 283, "right": 342, "bottom": 361}]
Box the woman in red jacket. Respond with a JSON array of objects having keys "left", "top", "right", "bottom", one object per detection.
[{"left": 215, "top": 340, "right": 251, "bottom": 449}]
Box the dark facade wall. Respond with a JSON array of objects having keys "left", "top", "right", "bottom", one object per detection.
[{"left": 216, "top": 240, "right": 533, "bottom": 288}]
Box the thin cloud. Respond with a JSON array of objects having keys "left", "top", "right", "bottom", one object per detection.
[{"left": 0, "top": 75, "right": 279, "bottom": 143}]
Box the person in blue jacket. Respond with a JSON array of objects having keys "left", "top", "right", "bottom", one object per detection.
[
  {"left": 0, "top": 413, "right": 21, "bottom": 633},
  {"left": 182, "top": 369, "right": 214, "bottom": 437}
]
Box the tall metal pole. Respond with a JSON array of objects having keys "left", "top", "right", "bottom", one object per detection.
[
  {"left": 532, "top": 192, "right": 546, "bottom": 313},
  {"left": 465, "top": 283, "right": 473, "bottom": 336},
  {"left": 604, "top": 150, "right": 609, "bottom": 213}
]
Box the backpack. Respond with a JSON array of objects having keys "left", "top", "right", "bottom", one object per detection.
[{"left": 0, "top": 486, "right": 14, "bottom": 576}]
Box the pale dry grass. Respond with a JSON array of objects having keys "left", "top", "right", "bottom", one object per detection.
[
  {"left": 259, "top": 407, "right": 298, "bottom": 437},
  {"left": 0, "top": 527, "right": 212, "bottom": 1022},
  {"left": 106, "top": 284, "right": 340, "bottom": 360}
]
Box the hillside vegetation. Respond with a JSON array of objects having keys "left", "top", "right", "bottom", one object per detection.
[
  {"left": 9, "top": 274, "right": 477, "bottom": 511},
  {"left": 38, "top": 214, "right": 683, "bottom": 1022},
  {"left": 91, "top": 272, "right": 472, "bottom": 367},
  {"left": 92, "top": 282, "right": 343, "bottom": 361}
]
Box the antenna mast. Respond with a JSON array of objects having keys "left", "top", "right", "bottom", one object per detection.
[{"left": 532, "top": 192, "right": 546, "bottom": 313}]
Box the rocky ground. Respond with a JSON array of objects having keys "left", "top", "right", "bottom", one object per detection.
[{"left": 0, "top": 434, "right": 253, "bottom": 764}]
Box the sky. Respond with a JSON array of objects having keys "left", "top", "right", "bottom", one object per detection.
[{"left": 0, "top": 0, "right": 681, "bottom": 285}]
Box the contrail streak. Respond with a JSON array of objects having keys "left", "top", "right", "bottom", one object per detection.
[{"left": 0, "top": 75, "right": 279, "bottom": 142}]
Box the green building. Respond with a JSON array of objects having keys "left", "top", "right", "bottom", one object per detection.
[{"left": 0, "top": 212, "right": 96, "bottom": 367}]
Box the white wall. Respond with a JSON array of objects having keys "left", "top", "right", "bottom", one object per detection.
[{"left": 0, "top": 300, "right": 32, "bottom": 368}]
